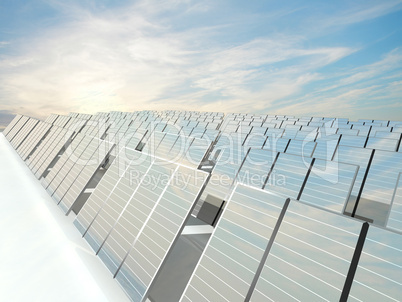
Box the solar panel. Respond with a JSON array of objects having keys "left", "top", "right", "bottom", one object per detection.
[
  {"left": 114, "top": 165, "right": 208, "bottom": 301},
  {"left": 249, "top": 200, "right": 363, "bottom": 301},
  {"left": 74, "top": 148, "right": 140, "bottom": 235},
  {"left": 243, "top": 133, "right": 266, "bottom": 149},
  {"left": 294, "top": 130, "right": 318, "bottom": 141},
  {"left": 119, "top": 128, "right": 148, "bottom": 155},
  {"left": 96, "top": 160, "right": 177, "bottom": 273},
  {"left": 369, "top": 126, "right": 391, "bottom": 137},
  {"left": 64, "top": 117, "right": 86, "bottom": 131},
  {"left": 285, "top": 139, "right": 317, "bottom": 157},
  {"left": 264, "top": 153, "right": 312, "bottom": 199},
  {"left": 339, "top": 135, "right": 366, "bottom": 147},
  {"left": 387, "top": 172, "right": 402, "bottom": 231},
  {"left": 104, "top": 119, "right": 131, "bottom": 142},
  {"left": 201, "top": 129, "right": 219, "bottom": 140},
  {"left": 374, "top": 131, "right": 401, "bottom": 140},
  {"left": 353, "top": 125, "right": 371, "bottom": 137},
  {"left": 365, "top": 137, "right": 399, "bottom": 151},
  {"left": 334, "top": 146, "right": 372, "bottom": 214},
  {"left": 356, "top": 150, "right": 402, "bottom": 225},
  {"left": 11, "top": 118, "right": 39, "bottom": 150},
  {"left": 31, "top": 128, "right": 72, "bottom": 179},
  {"left": 337, "top": 128, "right": 359, "bottom": 136},
  {"left": 142, "top": 131, "right": 166, "bottom": 155},
  {"left": 2, "top": 114, "right": 22, "bottom": 136},
  {"left": 200, "top": 148, "right": 244, "bottom": 204},
  {"left": 9, "top": 117, "right": 36, "bottom": 148},
  {"left": 54, "top": 115, "right": 70, "bottom": 128},
  {"left": 249, "top": 126, "right": 267, "bottom": 134},
  {"left": 211, "top": 132, "right": 248, "bottom": 161},
  {"left": 154, "top": 133, "right": 179, "bottom": 159},
  {"left": 58, "top": 139, "right": 115, "bottom": 214},
  {"left": 49, "top": 135, "right": 97, "bottom": 201},
  {"left": 27, "top": 126, "right": 63, "bottom": 169},
  {"left": 181, "top": 184, "right": 288, "bottom": 301},
  {"left": 312, "top": 135, "right": 340, "bottom": 160},
  {"left": 179, "top": 137, "right": 212, "bottom": 168},
  {"left": 82, "top": 149, "right": 154, "bottom": 252},
  {"left": 40, "top": 133, "right": 87, "bottom": 190},
  {"left": 44, "top": 114, "right": 59, "bottom": 124},
  {"left": 299, "top": 159, "right": 358, "bottom": 213},
  {"left": 349, "top": 226, "right": 402, "bottom": 301},
  {"left": 236, "top": 149, "right": 276, "bottom": 189},
  {"left": 5, "top": 115, "right": 29, "bottom": 142},
  {"left": 15, "top": 121, "right": 47, "bottom": 157},
  {"left": 17, "top": 122, "right": 52, "bottom": 161},
  {"left": 265, "top": 126, "right": 285, "bottom": 137},
  {"left": 262, "top": 137, "right": 289, "bottom": 153},
  {"left": 162, "top": 135, "right": 191, "bottom": 163}
]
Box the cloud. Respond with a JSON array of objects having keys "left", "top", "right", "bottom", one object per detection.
[
  {"left": 0, "top": 41, "right": 10, "bottom": 48},
  {"left": 326, "top": 0, "right": 402, "bottom": 27},
  {"left": 0, "top": 0, "right": 400, "bottom": 120}
]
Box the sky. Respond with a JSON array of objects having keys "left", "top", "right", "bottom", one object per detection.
[{"left": 0, "top": 0, "right": 402, "bottom": 122}]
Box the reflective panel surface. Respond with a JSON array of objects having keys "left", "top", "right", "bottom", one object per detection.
[
  {"left": 182, "top": 184, "right": 287, "bottom": 302},
  {"left": 250, "top": 201, "right": 362, "bottom": 301},
  {"left": 349, "top": 226, "right": 402, "bottom": 302}
]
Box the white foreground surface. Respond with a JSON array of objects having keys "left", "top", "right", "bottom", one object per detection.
[{"left": 0, "top": 134, "right": 130, "bottom": 302}]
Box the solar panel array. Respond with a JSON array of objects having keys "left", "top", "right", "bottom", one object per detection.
[
  {"left": 2, "top": 110, "right": 401, "bottom": 302},
  {"left": 181, "top": 184, "right": 401, "bottom": 302}
]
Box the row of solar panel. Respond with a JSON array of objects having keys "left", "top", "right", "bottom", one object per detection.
[
  {"left": 67, "top": 141, "right": 400, "bottom": 301},
  {"left": 222, "top": 116, "right": 402, "bottom": 128},
  {"left": 200, "top": 139, "right": 402, "bottom": 232},
  {"left": 4, "top": 113, "right": 402, "bottom": 232},
  {"left": 51, "top": 111, "right": 402, "bottom": 154},
  {"left": 182, "top": 183, "right": 401, "bottom": 302},
  {"left": 223, "top": 111, "right": 402, "bottom": 126},
  {"left": 72, "top": 148, "right": 209, "bottom": 301},
  {"left": 3, "top": 112, "right": 402, "bottom": 302},
  {"left": 48, "top": 110, "right": 402, "bottom": 136}
]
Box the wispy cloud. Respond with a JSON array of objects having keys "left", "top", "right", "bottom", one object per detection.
[{"left": 0, "top": 41, "right": 10, "bottom": 48}]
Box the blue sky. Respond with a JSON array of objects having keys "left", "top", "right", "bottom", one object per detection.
[{"left": 0, "top": 0, "right": 401, "bottom": 121}]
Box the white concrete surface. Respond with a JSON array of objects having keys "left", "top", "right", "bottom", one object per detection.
[{"left": 0, "top": 134, "right": 130, "bottom": 302}]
